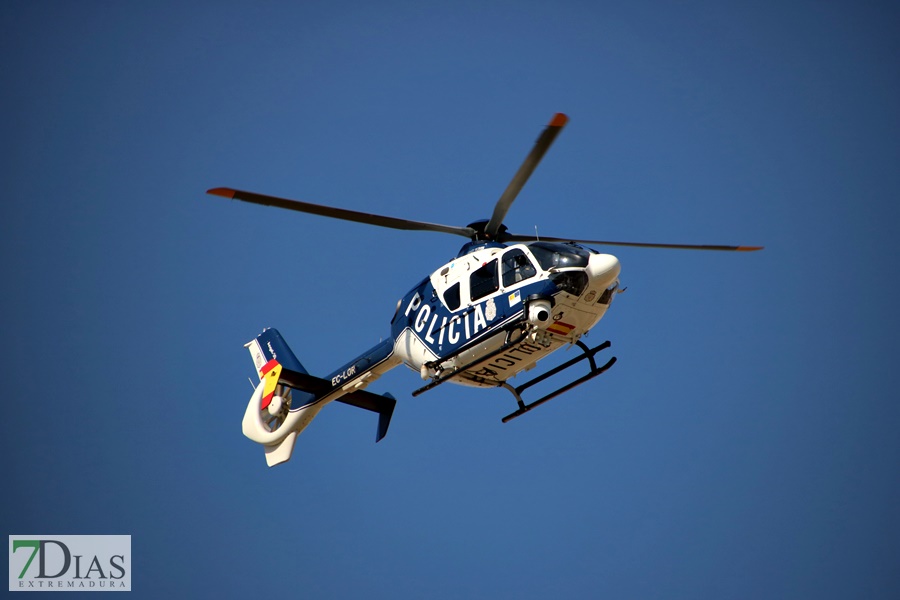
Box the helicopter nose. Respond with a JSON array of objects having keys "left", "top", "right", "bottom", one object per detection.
[{"left": 586, "top": 253, "right": 620, "bottom": 289}]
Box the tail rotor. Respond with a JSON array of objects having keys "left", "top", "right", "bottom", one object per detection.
[{"left": 262, "top": 384, "right": 292, "bottom": 432}]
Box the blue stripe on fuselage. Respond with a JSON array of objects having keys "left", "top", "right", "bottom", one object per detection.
[{"left": 390, "top": 278, "right": 557, "bottom": 358}]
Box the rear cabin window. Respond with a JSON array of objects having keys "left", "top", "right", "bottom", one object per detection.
[
  {"left": 470, "top": 260, "right": 499, "bottom": 301},
  {"left": 502, "top": 248, "right": 537, "bottom": 287},
  {"left": 442, "top": 282, "right": 461, "bottom": 311}
]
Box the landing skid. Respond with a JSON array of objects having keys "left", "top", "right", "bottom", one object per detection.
[{"left": 500, "top": 340, "right": 616, "bottom": 423}]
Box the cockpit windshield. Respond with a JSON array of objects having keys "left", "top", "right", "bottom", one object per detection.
[{"left": 527, "top": 242, "right": 590, "bottom": 270}]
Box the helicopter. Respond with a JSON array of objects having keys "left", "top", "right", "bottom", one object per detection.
[{"left": 208, "top": 113, "right": 762, "bottom": 467}]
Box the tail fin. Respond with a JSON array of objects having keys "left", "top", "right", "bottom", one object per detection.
[
  {"left": 244, "top": 327, "right": 316, "bottom": 419},
  {"left": 245, "top": 327, "right": 308, "bottom": 378}
]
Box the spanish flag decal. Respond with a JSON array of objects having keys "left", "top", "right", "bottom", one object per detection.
[
  {"left": 258, "top": 359, "right": 283, "bottom": 410},
  {"left": 547, "top": 321, "right": 575, "bottom": 336}
]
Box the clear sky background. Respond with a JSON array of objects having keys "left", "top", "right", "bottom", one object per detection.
[{"left": 3, "top": 1, "right": 899, "bottom": 597}]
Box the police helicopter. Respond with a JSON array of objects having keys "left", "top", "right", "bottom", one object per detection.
[{"left": 208, "top": 113, "right": 762, "bottom": 467}]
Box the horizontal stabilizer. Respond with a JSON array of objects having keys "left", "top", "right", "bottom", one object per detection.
[
  {"left": 276, "top": 367, "right": 397, "bottom": 441},
  {"left": 277, "top": 368, "right": 332, "bottom": 395},
  {"left": 338, "top": 391, "right": 397, "bottom": 442}
]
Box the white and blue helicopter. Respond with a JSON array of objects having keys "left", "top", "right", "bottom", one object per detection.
[{"left": 208, "top": 113, "right": 762, "bottom": 466}]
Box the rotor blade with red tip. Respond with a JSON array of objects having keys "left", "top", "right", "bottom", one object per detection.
[
  {"left": 484, "top": 113, "right": 569, "bottom": 239},
  {"left": 207, "top": 187, "right": 476, "bottom": 238}
]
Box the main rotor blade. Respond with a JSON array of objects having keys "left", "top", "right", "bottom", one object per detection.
[
  {"left": 485, "top": 113, "right": 569, "bottom": 238},
  {"left": 504, "top": 232, "right": 763, "bottom": 251},
  {"left": 207, "top": 188, "right": 475, "bottom": 238}
]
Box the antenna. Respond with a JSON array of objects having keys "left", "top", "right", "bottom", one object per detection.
[{"left": 534, "top": 225, "right": 540, "bottom": 241}]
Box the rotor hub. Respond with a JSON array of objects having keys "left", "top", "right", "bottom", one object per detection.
[{"left": 466, "top": 220, "right": 509, "bottom": 242}]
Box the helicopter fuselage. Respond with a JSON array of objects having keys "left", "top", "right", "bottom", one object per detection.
[
  {"left": 391, "top": 240, "right": 621, "bottom": 388},
  {"left": 240, "top": 240, "right": 622, "bottom": 466}
]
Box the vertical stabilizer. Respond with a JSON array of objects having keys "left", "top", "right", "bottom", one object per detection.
[{"left": 244, "top": 327, "right": 307, "bottom": 378}]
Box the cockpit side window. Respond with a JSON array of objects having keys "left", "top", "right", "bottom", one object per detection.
[
  {"left": 442, "top": 281, "right": 461, "bottom": 311},
  {"left": 502, "top": 248, "right": 537, "bottom": 287},
  {"left": 470, "top": 259, "right": 499, "bottom": 301}
]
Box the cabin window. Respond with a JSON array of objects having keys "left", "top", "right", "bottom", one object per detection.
[
  {"left": 470, "top": 260, "right": 499, "bottom": 301},
  {"left": 502, "top": 248, "right": 537, "bottom": 287},
  {"left": 442, "top": 281, "right": 461, "bottom": 311}
]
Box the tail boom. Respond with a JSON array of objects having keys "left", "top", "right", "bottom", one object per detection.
[{"left": 242, "top": 328, "right": 400, "bottom": 466}]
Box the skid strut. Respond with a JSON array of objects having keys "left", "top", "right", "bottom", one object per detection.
[{"left": 500, "top": 340, "right": 616, "bottom": 423}]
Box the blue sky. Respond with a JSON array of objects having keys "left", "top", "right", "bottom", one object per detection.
[{"left": 3, "top": 1, "right": 899, "bottom": 597}]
